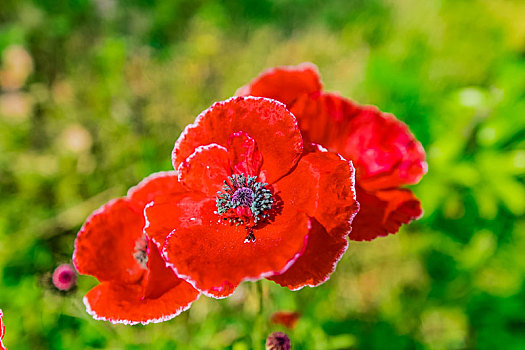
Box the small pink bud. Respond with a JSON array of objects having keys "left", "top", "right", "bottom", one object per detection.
[
  {"left": 52, "top": 264, "right": 77, "bottom": 291},
  {"left": 266, "top": 332, "right": 291, "bottom": 350}
]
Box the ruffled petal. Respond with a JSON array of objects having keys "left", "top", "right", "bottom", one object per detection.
[
  {"left": 269, "top": 219, "right": 348, "bottom": 290},
  {"left": 177, "top": 144, "right": 231, "bottom": 196},
  {"left": 275, "top": 149, "right": 359, "bottom": 235},
  {"left": 127, "top": 171, "right": 186, "bottom": 209},
  {"left": 173, "top": 96, "right": 303, "bottom": 184},
  {"left": 144, "top": 192, "right": 211, "bottom": 247},
  {"left": 289, "top": 92, "right": 353, "bottom": 147},
  {"left": 236, "top": 63, "right": 322, "bottom": 107},
  {"left": 349, "top": 186, "right": 423, "bottom": 241},
  {"left": 83, "top": 279, "right": 199, "bottom": 325},
  {"left": 227, "top": 131, "right": 263, "bottom": 176},
  {"left": 162, "top": 199, "right": 310, "bottom": 298},
  {"left": 73, "top": 198, "right": 146, "bottom": 284},
  {"left": 142, "top": 240, "right": 196, "bottom": 299},
  {"left": 290, "top": 93, "right": 427, "bottom": 190},
  {"left": 266, "top": 149, "right": 358, "bottom": 289}
]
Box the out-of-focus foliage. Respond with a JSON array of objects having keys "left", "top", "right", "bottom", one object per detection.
[{"left": 0, "top": 0, "right": 524, "bottom": 349}]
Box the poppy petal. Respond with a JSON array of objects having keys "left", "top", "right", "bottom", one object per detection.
[
  {"left": 289, "top": 92, "right": 352, "bottom": 146},
  {"left": 349, "top": 186, "right": 423, "bottom": 241},
  {"left": 236, "top": 63, "right": 322, "bottom": 107},
  {"left": 290, "top": 93, "right": 427, "bottom": 189},
  {"left": 142, "top": 240, "right": 197, "bottom": 299},
  {"left": 177, "top": 144, "right": 231, "bottom": 196},
  {"left": 83, "top": 280, "right": 199, "bottom": 325},
  {"left": 144, "top": 192, "right": 210, "bottom": 247},
  {"left": 127, "top": 171, "right": 185, "bottom": 209},
  {"left": 227, "top": 131, "right": 263, "bottom": 176},
  {"left": 269, "top": 219, "right": 348, "bottom": 290},
  {"left": 173, "top": 96, "right": 303, "bottom": 184},
  {"left": 73, "top": 198, "right": 146, "bottom": 284},
  {"left": 275, "top": 149, "right": 359, "bottom": 235},
  {"left": 162, "top": 199, "right": 310, "bottom": 298}
]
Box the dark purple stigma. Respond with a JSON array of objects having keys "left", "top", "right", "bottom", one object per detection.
[{"left": 232, "top": 187, "right": 255, "bottom": 207}]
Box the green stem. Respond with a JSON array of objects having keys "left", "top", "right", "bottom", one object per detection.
[
  {"left": 257, "top": 279, "right": 264, "bottom": 315},
  {"left": 253, "top": 280, "right": 266, "bottom": 350}
]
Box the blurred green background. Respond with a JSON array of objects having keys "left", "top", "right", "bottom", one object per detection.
[{"left": 1, "top": 0, "right": 524, "bottom": 348}]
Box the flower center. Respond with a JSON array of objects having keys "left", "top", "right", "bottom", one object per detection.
[
  {"left": 216, "top": 174, "right": 274, "bottom": 233},
  {"left": 232, "top": 187, "right": 255, "bottom": 207},
  {"left": 133, "top": 234, "right": 148, "bottom": 269},
  {"left": 59, "top": 272, "right": 73, "bottom": 284}
]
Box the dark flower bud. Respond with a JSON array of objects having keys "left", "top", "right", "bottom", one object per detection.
[{"left": 266, "top": 332, "right": 291, "bottom": 350}]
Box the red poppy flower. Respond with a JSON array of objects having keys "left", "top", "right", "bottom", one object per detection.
[
  {"left": 0, "top": 309, "right": 6, "bottom": 350},
  {"left": 237, "top": 63, "right": 427, "bottom": 241},
  {"left": 145, "top": 97, "right": 358, "bottom": 296},
  {"left": 73, "top": 172, "right": 200, "bottom": 325}
]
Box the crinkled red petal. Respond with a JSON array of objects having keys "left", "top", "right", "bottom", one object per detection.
[
  {"left": 144, "top": 192, "right": 210, "bottom": 248},
  {"left": 73, "top": 198, "right": 145, "bottom": 284},
  {"left": 83, "top": 280, "right": 199, "bottom": 325},
  {"left": 142, "top": 240, "right": 194, "bottom": 299},
  {"left": 127, "top": 171, "right": 186, "bottom": 209},
  {"left": 290, "top": 93, "right": 427, "bottom": 189},
  {"left": 275, "top": 149, "right": 359, "bottom": 235},
  {"left": 289, "top": 92, "right": 350, "bottom": 146},
  {"left": 177, "top": 144, "right": 231, "bottom": 196},
  {"left": 227, "top": 131, "right": 263, "bottom": 176},
  {"left": 269, "top": 219, "right": 348, "bottom": 290},
  {"left": 349, "top": 186, "right": 423, "bottom": 241},
  {"left": 268, "top": 149, "right": 357, "bottom": 289},
  {"left": 236, "top": 63, "right": 322, "bottom": 107},
  {"left": 173, "top": 96, "right": 303, "bottom": 184},
  {"left": 162, "top": 199, "right": 310, "bottom": 298}
]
